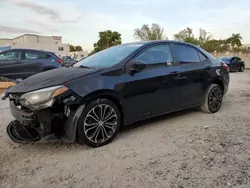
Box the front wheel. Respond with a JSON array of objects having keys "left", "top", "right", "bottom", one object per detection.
[
  {"left": 77, "top": 98, "right": 121, "bottom": 147},
  {"left": 200, "top": 84, "right": 223, "bottom": 113}
]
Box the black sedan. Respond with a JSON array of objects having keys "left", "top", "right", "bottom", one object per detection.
[
  {"left": 4, "top": 41, "right": 229, "bottom": 147},
  {"left": 220, "top": 56, "right": 245, "bottom": 72}
]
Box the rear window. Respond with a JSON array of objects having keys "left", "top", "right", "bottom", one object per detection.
[
  {"left": 48, "top": 52, "right": 60, "bottom": 59},
  {"left": 173, "top": 44, "right": 200, "bottom": 63},
  {"left": 62, "top": 56, "right": 72, "bottom": 60},
  {"left": 198, "top": 52, "right": 207, "bottom": 63},
  {"left": 25, "top": 51, "right": 49, "bottom": 60}
]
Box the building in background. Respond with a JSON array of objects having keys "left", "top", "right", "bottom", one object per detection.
[
  {"left": 242, "top": 44, "right": 250, "bottom": 50},
  {"left": 0, "top": 34, "right": 70, "bottom": 56},
  {"left": 0, "top": 38, "right": 12, "bottom": 46}
]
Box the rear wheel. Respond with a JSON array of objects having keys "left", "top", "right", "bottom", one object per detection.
[
  {"left": 77, "top": 98, "right": 121, "bottom": 147},
  {"left": 200, "top": 84, "right": 223, "bottom": 113},
  {"left": 239, "top": 65, "right": 244, "bottom": 72}
]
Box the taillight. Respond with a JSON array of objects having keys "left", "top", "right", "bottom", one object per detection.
[
  {"left": 57, "top": 59, "right": 62, "bottom": 64},
  {"left": 222, "top": 63, "right": 229, "bottom": 72}
]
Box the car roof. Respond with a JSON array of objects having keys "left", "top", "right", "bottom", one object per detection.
[
  {"left": 1, "top": 48, "right": 54, "bottom": 54},
  {"left": 122, "top": 40, "right": 198, "bottom": 47},
  {"left": 221, "top": 56, "right": 233, "bottom": 59}
]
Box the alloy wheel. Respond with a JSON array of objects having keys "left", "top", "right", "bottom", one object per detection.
[
  {"left": 83, "top": 104, "right": 118, "bottom": 144},
  {"left": 208, "top": 86, "right": 223, "bottom": 112}
]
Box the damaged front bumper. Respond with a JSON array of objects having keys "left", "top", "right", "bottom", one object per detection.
[{"left": 7, "top": 100, "right": 85, "bottom": 144}]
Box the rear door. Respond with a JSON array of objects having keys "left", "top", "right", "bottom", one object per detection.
[
  {"left": 0, "top": 50, "right": 24, "bottom": 80},
  {"left": 23, "top": 50, "right": 51, "bottom": 76},
  {"left": 172, "top": 43, "right": 211, "bottom": 107}
]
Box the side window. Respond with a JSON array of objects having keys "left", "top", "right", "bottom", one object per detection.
[
  {"left": 135, "top": 45, "right": 174, "bottom": 67},
  {"left": 0, "top": 50, "right": 22, "bottom": 60},
  {"left": 25, "top": 51, "right": 48, "bottom": 60},
  {"left": 198, "top": 52, "right": 207, "bottom": 63},
  {"left": 174, "top": 44, "right": 200, "bottom": 64},
  {"left": 232, "top": 57, "right": 236, "bottom": 63},
  {"left": 236, "top": 57, "right": 241, "bottom": 61}
]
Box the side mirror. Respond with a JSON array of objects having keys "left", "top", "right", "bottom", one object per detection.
[{"left": 128, "top": 60, "right": 146, "bottom": 74}]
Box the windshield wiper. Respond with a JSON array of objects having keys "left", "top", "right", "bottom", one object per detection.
[{"left": 79, "top": 65, "right": 91, "bottom": 69}]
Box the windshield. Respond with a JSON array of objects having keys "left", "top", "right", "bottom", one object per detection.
[{"left": 73, "top": 44, "right": 143, "bottom": 68}]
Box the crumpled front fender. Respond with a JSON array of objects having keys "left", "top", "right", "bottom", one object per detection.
[{"left": 63, "top": 104, "right": 86, "bottom": 143}]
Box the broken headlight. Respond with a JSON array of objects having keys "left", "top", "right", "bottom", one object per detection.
[{"left": 19, "top": 85, "right": 69, "bottom": 110}]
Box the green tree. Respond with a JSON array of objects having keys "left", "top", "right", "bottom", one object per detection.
[
  {"left": 69, "top": 45, "right": 76, "bottom": 52},
  {"left": 201, "top": 39, "right": 230, "bottom": 52},
  {"left": 75, "top": 46, "right": 83, "bottom": 51},
  {"left": 199, "top": 29, "right": 212, "bottom": 45},
  {"left": 173, "top": 27, "right": 199, "bottom": 45},
  {"left": 92, "top": 30, "right": 122, "bottom": 54},
  {"left": 227, "top": 33, "right": 242, "bottom": 48},
  {"left": 134, "top": 23, "right": 168, "bottom": 41},
  {"left": 174, "top": 27, "right": 194, "bottom": 40}
]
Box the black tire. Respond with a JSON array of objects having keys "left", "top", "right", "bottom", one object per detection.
[
  {"left": 200, "top": 84, "right": 223, "bottom": 114},
  {"left": 77, "top": 98, "right": 121, "bottom": 147},
  {"left": 239, "top": 65, "right": 244, "bottom": 72}
]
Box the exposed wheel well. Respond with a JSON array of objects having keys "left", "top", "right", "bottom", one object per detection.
[{"left": 212, "top": 79, "right": 225, "bottom": 94}]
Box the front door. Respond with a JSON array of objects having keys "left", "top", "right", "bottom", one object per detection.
[
  {"left": 231, "top": 57, "right": 238, "bottom": 70},
  {"left": 235, "top": 57, "right": 243, "bottom": 70},
  {"left": 0, "top": 50, "right": 23, "bottom": 80},
  {"left": 121, "top": 44, "right": 181, "bottom": 121}
]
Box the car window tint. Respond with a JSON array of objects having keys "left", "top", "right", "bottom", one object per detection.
[
  {"left": 25, "top": 51, "right": 48, "bottom": 60},
  {"left": 0, "top": 51, "right": 22, "bottom": 60},
  {"left": 135, "top": 45, "right": 173, "bottom": 67},
  {"left": 236, "top": 57, "right": 241, "bottom": 61},
  {"left": 174, "top": 44, "right": 200, "bottom": 64},
  {"left": 198, "top": 52, "right": 207, "bottom": 63}
]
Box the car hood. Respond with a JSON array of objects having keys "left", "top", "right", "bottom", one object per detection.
[{"left": 7, "top": 67, "right": 101, "bottom": 93}]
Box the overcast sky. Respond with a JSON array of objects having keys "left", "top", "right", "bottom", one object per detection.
[{"left": 1, "top": 0, "right": 250, "bottom": 51}]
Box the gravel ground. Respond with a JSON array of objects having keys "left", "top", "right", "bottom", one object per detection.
[{"left": 1, "top": 71, "right": 250, "bottom": 188}]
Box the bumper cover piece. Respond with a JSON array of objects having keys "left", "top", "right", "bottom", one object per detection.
[
  {"left": 7, "top": 120, "right": 41, "bottom": 143},
  {"left": 10, "top": 101, "right": 35, "bottom": 126}
]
